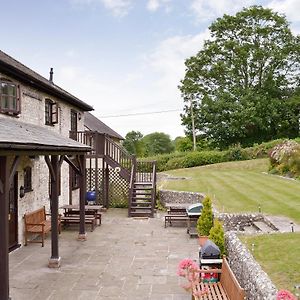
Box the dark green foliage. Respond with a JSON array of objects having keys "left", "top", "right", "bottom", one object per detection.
[
  {"left": 142, "top": 132, "right": 175, "bottom": 156},
  {"left": 174, "top": 136, "right": 193, "bottom": 152},
  {"left": 209, "top": 219, "right": 225, "bottom": 255},
  {"left": 122, "top": 131, "right": 144, "bottom": 156},
  {"left": 180, "top": 6, "right": 300, "bottom": 149},
  {"left": 197, "top": 196, "right": 214, "bottom": 236}
]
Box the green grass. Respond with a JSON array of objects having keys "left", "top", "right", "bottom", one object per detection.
[
  {"left": 161, "top": 158, "right": 300, "bottom": 223},
  {"left": 240, "top": 233, "right": 300, "bottom": 292}
]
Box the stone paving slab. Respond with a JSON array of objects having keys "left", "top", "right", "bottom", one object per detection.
[{"left": 9, "top": 209, "right": 198, "bottom": 300}]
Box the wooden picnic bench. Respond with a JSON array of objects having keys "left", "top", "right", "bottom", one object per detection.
[
  {"left": 164, "top": 214, "right": 189, "bottom": 228},
  {"left": 197, "top": 257, "right": 245, "bottom": 300},
  {"left": 60, "top": 215, "right": 97, "bottom": 232},
  {"left": 24, "top": 206, "right": 61, "bottom": 247}
]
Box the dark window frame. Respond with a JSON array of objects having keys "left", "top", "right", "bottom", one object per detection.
[
  {"left": 70, "top": 168, "right": 80, "bottom": 190},
  {"left": 0, "top": 78, "right": 21, "bottom": 115},
  {"left": 24, "top": 167, "right": 33, "bottom": 193},
  {"left": 45, "top": 98, "right": 58, "bottom": 125}
]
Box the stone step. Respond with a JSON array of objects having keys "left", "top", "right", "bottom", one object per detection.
[{"left": 253, "top": 221, "right": 275, "bottom": 233}]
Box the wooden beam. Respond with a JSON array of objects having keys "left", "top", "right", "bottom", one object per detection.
[
  {"left": 48, "top": 155, "right": 60, "bottom": 268},
  {"left": 9, "top": 156, "right": 20, "bottom": 186},
  {"left": 59, "top": 155, "right": 65, "bottom": 167},
  {"left": 76, "top": 155, "right": 84, "bottom": 175},
  {"left": 63, "top": 156, "right": 80, "bottom": 174},
  {"left": 0, "top": 156, "right": 10, "bottom": 299},
  {"left": 0, "top": 179, "right": 3, "bottom": 194},
  {"left": 45, "top": 155, "right": 56, "bottom": 182},
  {"left": 78, "top": 155, "right": 86, "bottom": 238}
]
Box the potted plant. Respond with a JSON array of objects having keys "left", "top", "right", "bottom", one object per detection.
[
  {"left": 208, "top": 219, "right": 225, "bottom": 255},
  {"left": 196, "top": 196, "right": 213, "bottom": 246}
]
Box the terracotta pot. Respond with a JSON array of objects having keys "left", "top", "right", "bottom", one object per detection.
[{"left": 198, "top": 235, "right": 209, "bottom": 247}]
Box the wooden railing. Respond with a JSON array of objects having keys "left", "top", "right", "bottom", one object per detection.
[
  {"left": 128, "top": 163, "right": 136, "bottom": 217},
  {"left": 135, "top": 161, "right": 156, "bottom": 183},
  {"left": 104, "top": 136, "right": 134, "bottom": 172}
]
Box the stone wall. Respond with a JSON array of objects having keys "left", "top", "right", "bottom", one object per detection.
[
  {"left": 1, "top": 72, "right": 86, "bottom": 246},
  {"left": 225, "top": 232, "right": 277, "bottom": 300},
  {"left": 159, "top": 189, "right": 205, "bottom": 205}
]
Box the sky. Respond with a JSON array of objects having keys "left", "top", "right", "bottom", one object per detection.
[{"left": 1, "top": 0, "right": 300, "bottom": 139}]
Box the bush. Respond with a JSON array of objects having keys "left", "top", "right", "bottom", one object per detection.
[
  {"left": 197, "top": 196, "right": 214, "bottom": 236},
  {"left": 182, "top": 151, "right": 226, "bottom": 168},
  {"left": 224, "top": 144, "right": 250, "bottom": 161},
  {"left": 209, "top": 219, "right": 225, "bottom": 255}
]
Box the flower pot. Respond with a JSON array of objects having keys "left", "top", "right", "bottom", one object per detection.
[{"left": 198, "top": 235, "right": 209, "bottom": 247}]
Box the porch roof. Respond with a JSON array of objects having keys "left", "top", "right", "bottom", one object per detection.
[{"left": 0, "top": 118, "right": 91, "bottom": 154}]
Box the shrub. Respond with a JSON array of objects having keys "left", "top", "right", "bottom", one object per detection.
[
  {"left": 197, "top": 196, "right": 214, "bottom": 236},
  {"left": 209, "top": 219, "right": 225, "bottom": 255},
  {"left": 224, "top": 144, "right": 250, "bottom": 161}
]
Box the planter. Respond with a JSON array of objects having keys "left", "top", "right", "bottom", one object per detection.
[{"left": 198, "top": 235, "right": 209, "bottom": 247}]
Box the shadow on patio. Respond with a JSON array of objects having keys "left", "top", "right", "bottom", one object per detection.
[{"left": 10, "top": 209, "right": 198, "bottom": 300}]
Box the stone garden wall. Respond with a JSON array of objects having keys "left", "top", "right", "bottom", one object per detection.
[
  {"left": 225, "top": 232, "right": 277, "bottom": 300},
  {"left": 159, "top": 189, "right": 205, "bottom": 205}
]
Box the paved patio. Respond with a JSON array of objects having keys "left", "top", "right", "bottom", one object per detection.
[{"left": 9, "top": 209, "right": 198, "bottom": 300}]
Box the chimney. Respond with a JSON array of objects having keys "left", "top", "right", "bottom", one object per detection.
[{"left": 49, "top": 68, "right": 53, "bottom": 83}]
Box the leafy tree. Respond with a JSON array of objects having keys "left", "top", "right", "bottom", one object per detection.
[
  {"left": 142, "top": 132, "right": 174, "bottom": 156},
  {"left": 197, "top": 196, "right": 214, "bottom": 236},
  {"left": 180, "top": 6, "right": 300, "bottom": 149},
  {"left": 122, "top": 131, "right": 144, "bottom": 156},
  {"left": 174, "top": 136, "right": 193, "bottom": 152},
  {"left": 209, "top": 219, "right": 225, "bottom": 255}
]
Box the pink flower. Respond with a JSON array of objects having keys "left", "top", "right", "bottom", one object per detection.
[
  {"left": 177, "top": 258, "right": 207, "bottom": 300},
  {"left": 276, "top": 290, "right": 297, "bottom": 300}
]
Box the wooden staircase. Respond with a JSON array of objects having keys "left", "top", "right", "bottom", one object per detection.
[
  {"left": 72, "top": 131, "right": 156, "bottom": 216},
  {"left": 128, "top": 161, "right": 156, "bottom": 218}
]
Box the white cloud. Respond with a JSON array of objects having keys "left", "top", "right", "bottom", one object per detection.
[
  {"left": 190, "top": 0, "right": 255, "bottom": 22},
  {"left": 146, "top": 0, "right": 171, "bottom": 12},
  {"left": 268, "top": 0, "right": 300, "bottom": 22},
  {"left": 146, "top": 30, "right": 210, "bottom": 91},
  {"left": 70, "top": 0, "right": 132, "bottom": 17},
  {"left": 101, "top": 0, "right": 132, "bottom": 17}
]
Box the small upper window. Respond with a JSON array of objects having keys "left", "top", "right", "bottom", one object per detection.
[
  {"left": 24, "top": 167, "right": 32, "bottom": 192},
  {"left": 45, "top": 99, "right": 58, "bottom": 125},
  {"left": 0, "top": 79, "right": 20, "bottom": 115}
]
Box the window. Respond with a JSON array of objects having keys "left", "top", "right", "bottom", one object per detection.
[
  {"left": 70, "top": 110, "right": 78, "bottom": 140},
  {"left": 70, "top": 168, "right": 80, "bottom": 190},
  {"left": 24, "top": 167, "right": 32, "bottom": 192},
  {"left": 45, "top": 99, "right": 58, "bottom": 125},
  {"left": 0, "top": 79, "right": 20, "bottom": 114}
]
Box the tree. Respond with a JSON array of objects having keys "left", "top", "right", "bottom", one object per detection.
[
  {"left": 180, "top": 6, "right": 300, "bottom": 149},
  {"left": 174, "top": 136, "right": 193, "bottom": 152},
  {"left": 196, "top": 196, "right": 213, "bottom": 236},
  {"left": 122, "top": 131, "right": 144, "bottom": 156},
  {"left": 142, "top": 132, "right": 174, "bottom": 156}
]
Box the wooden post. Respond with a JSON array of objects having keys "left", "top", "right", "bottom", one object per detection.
[
  {"left": 95, "top": 158, "right": 99, "bottom": 204},
  {"left": 105, "top": 164, "right": 109, "bottom": 208},
  {"left": 0, "top": 156, "right": 10, "bottom": 300},
  {"left": 78, "top": 154, "right": 87, "bottom": 241},
  {"left": 47, "top": 155, "right": 61, "bottom": 268}
]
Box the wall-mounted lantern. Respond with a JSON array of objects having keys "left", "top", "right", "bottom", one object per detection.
[{"left": 19, "top": 186, "right": 25, "bottom": 198}]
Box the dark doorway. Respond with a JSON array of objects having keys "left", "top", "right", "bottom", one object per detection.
[{"left": 9, "top": 173, "right": 19, "bottom": 251}]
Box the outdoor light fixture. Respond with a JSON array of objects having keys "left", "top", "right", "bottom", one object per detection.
[
  {"left": 78, "top": 112, "right": 82, "bottom": 120},
  {"left": 19, "top": 186, "right": 25, "bottom": 198}
]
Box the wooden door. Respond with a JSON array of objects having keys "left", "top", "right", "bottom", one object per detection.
[{"left": 9, "top": 173, "right": 18, "bottom": 251}]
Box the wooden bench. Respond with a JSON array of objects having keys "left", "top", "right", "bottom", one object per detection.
[
  {"left": 197, "top": 257, "right": 245, "bottom": 300},
  {"left": 164, "top": 214, "right": 189, "bottom": 228},
  {"left": 61, "top": 215, "right": 97, "bottom": 232},
  {"left": 24, "top": 206, "right": 60, "bottom": 247},
  {"left": 64, "top": 209, "right": 101, "bottom": 226},
  {"left": 167, "top": 207, "right": 187, "bottom": 215}
]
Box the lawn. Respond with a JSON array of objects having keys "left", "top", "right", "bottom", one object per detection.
[
  {"left": 160, "top": 158, "right": 300, "bottom": 223},
  {"left": 240, "top": 233, "right": 300, "bottom": 293},
  {"left": 161, "top": 158, "right": 300, "bottom": 292}
]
